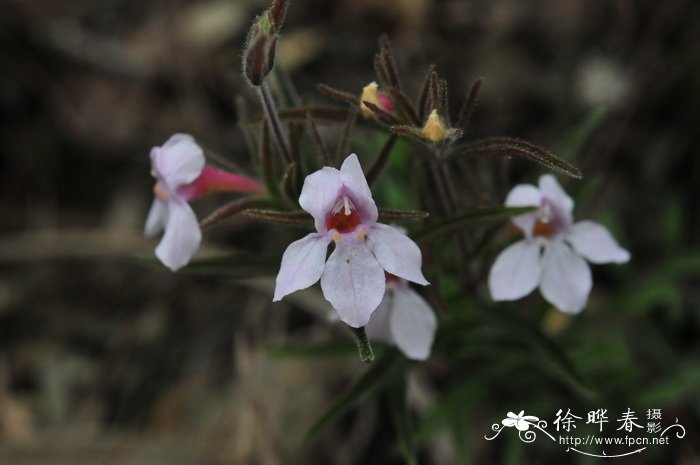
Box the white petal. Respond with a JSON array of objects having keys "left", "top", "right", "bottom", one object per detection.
[
  {"left": 539, "top": 174, "right": 574, "bottom": 216},
  {"left": 364, "top": 294, "right": 394, "bottom": 344},
  {"left": 320, "top": 243, "right": 385, "bottom": 328},
  {"left": 367, "top": 224, "right": 429, "bottom": 285},
  {"left": 389, "top": 287, "right": 437, "bottom": 361},
  {"left": 539, "top": 240, "right": 592, "bottom": 314},
  {"left": 340, "top": 154, "right": 378, "bottom": 224},
  {"left": 502, "top": 418, "right": 517, "bottom": 427},
  {"left": 567, "top": 221, "right": 630, "bottom": 264},
  {"left": 155, "top": 200, "right": 201, "bottom": 271},
  {"left": 144, "top": 199, "right": 167, "bottom": 237},
  {"left": 505, "top": 184, "right": 541, "bottom": 236},
  {"left": 299, "top": 167, "right": 342, "bottom": 232},
  {"left": 273, "top": 233, "right": 331, "bottom": 301},
  {"left": 152, "top": 133, "right": 205, "bottom": 189},
  {"left": 488, "top": 240, "right": 543, "bottom": 301}
]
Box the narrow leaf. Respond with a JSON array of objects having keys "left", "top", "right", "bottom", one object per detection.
[
  {"left": 414, "top": 206, "right": 537, "bottom": 242},
  {"left": 417, "top": 65, "right": 435, "bottom": 120},
  {"left": 380, "top": 35, "right": 401, "bottom": 90},
  {"left": 365, "top": 134, "right": 398, "bottom": 187},
  {"left": 457, "top": 77, "right": 482, "bottom": 130},
  {"left": 389, "top": 88, "right": 421, "bottom": 125},
  {"left": 243, "top": 208, "right": 312, "bottom": 227},
  {"left": 199, "top": 197, "right": 266, "bottom": 229},
  {"left": 448, "top": 137, "right": 583, "bottom": 179},
  {"left": 306, "top": 113, "right": 333, "bottom": 166},
  {"left": 336, "top": 105, "right": 358, "bottom": 163},
  {"left": 378, "top": 208, "right": 429, "bottom": 221},
  {"left": 317, "top": 83, "right": 359, "bottom": 106}
]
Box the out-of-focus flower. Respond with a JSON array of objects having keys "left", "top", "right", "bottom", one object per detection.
[
  {"left": 489, "top": 174, "right": 630, "bottom": 313},
  {"left": 145, "top": 133, "right": 264, "bottom": 271},
  {"left": 421, "top": 109, "right": 447, "bottom": 142},
  {"left": 274, "top": 154, "right": 429, "bottom": 327},
  {"left": 365, "top": 274, "right": 437, "bottom": 360},
  {"left": 360, "top": 81, "right": 394, "bottom": 118}
]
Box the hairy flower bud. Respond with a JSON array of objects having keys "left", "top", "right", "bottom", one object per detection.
[
  {"left": 360, "top": 82, "right": 394, "bottom": 119},
  {"left": 242, "top": 0, "right": 288, "bottom": 86}
]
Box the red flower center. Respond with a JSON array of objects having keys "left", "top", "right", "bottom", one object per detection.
[
  {"left": 533, "top": 219, "right": 555, "bottom": 238},
  {"left": 325, "top": 196, "right": 362, "bottom": 233}
]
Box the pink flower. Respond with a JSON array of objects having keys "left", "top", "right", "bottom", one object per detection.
[
  {"left": 145, "top": 133, "right": 264, "bottom": 271},
  {"left": 489, "top": 174, "right": 630, "bottom": 313},
  {"left": 365, "top": 275, "right": 437, "bottom": 360},
  {"left": 274, "top": 154, "right": 429, "bottom": 328}
]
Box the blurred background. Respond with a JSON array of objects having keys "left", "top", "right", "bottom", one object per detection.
[{"left": 0, "top": 0, "right": 699, "bottom": 463}]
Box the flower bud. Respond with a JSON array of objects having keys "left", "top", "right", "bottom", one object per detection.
[
  {"left": 421, "top": 109, "right": 447, "bottom": 143},
  {"left": 360, "top": 82, "right": 394, "bottom": 118},
  {"left": 242, "top": 0, "right": 288, "bottom": 87}
]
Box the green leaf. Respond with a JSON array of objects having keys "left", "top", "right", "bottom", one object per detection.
[
  {"left": 303, "top": 349, "right": 404, "bottom": 444},
  {"left": 447, "top": 137, "right": 583, "bottom": 179},
  {"left": 414, "top": 206, "right": 536, "bottom": 242}
]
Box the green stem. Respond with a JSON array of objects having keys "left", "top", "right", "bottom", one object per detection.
[{"left": 257, "top": 82, "right": 293, "bottom": 165}]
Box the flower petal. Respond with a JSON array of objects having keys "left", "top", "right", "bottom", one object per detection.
[
  {"left": 539, "top": 240, "right": 592, "bottom": 313},
  {"left": 299, "top": 166, "right": 342, "bottom": 232},
  {"left": 502, "top": 418, "right": 517, "bottom": 427},
  {"left": 144, "top": 199, "right": 167, "bottom": 237},
  {"left": 152, "top": 133, "right": 205, "bottom": 189},
  {"left": 273, "top": 233, "right": 331, "bottom": 301},
  {"left": 539, "top": 174, "right": 574, "bottom": 217},
  {"left": 321, "top": 243, "right": 386, "bottom": 328},
  {"left": 505, "top": 184, "right": 541, "bottom": 236},
  {"left": 340, "top": 154, "right": 378, "bottom": 224},
  {"left": 567, "top": 221, "right": 630, "bottom": 264},
  {"left": 155, "top": 200, "right": 201, "bottom": 271},
  {"left": 389, "top": 287, "right": 437, "bottom": 361},
  {"left": 367, "top": 223, "right": 429, "bottom": 285},
  {"left": 364, "top": 294, "right": 393, "bottom": 344},
  {"left": 489, "top": 240, "right": 543, "bottom": 301}
]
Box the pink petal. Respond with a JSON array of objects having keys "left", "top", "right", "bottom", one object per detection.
[
  {"left": 389, "top": 287, "right": 437, "bottom": 360},
  {"left": 539, "top": 174, "right": 574, "bottom": 217},
  {"left": 339, "top": 154, "right": 378, "bottom": 224},
  {"left": 177, "top": 166, "right": 264, "bottom": 201},
  {"left": 505, "top": 184, "right": 541, "bottom": 236},
  {"left": 320, "top": 243, "right": 386, "bottom": 328},
  {"left": 144, "top": 199, "right": 167, "bottom": 237},
  {"left": 152, "top": 133, "right": 205, "bottom": 189},
  {"left": 567, "top": 221, "right": 630, "bottom": 264},
  {"left": 364, "top": 295, "right": 393, "bottom": 343},
  {"left": 273, "top": 233, "right": 331, "bottom": 301},
  {"left": 299, "top": 167, "right": 342, "bottom": 232},
  {"left": 539, "top": 240, "right": 592, "bottom": 313},
  {"left": 489, "top": 240, "right": 543, "bottom": 301},
  {"left": 155, "top": 200, "right": 201, "bottom": 271},
  {"left": 367, "top": 224, "right": 429, "bottom": 285}
]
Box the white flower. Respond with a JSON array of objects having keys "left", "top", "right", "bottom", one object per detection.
[
  {"left": 502, "top": 411, "right": 540, "bottom": 431},
  {"left": 364, "top": 276, "right": 437, "bottom": 361},
  {"left": 489, "top": 174, "right": 630, "bottom": 313},
  {"left": 274, "top": 154, "right": 429, "bottom": 328}
]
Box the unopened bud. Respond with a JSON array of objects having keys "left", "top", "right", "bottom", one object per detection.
[
  {"left": 242, "top": 0, "right": 288, "bottom": 87},
  {"left": 360, "top": 82, "right": 394, "bottom": 118},
  {"left": 421, "top": 109, "right": 447, "bottom": 143}
]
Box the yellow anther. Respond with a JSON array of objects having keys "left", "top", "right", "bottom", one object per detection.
[{"left": 332, "top": 231, "right": 342, "bottom": 243}]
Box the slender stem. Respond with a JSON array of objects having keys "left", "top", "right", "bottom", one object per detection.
[
  {"left": 429, "top": 147, "right": 470, "bottom": 257},
  {"left": 349, "top": 326, "right": 374, "bottom": 364},
  {"left": 257, "top": 82, "right": 293, "bottom": 165}
]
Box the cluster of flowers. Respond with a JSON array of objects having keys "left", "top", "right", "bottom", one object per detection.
[{"left": 145, "top": 132, "right": 629, "bottom": 360}]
